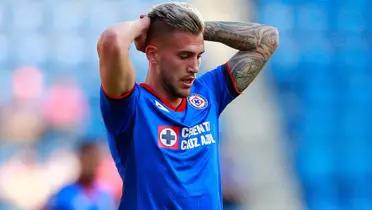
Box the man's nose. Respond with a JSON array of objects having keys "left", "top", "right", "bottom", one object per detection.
[{"left": 187, "top": 58, "right": 200, "bottom": 73}]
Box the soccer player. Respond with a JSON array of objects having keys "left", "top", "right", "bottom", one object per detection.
[
  {"left": 45, "top": 141, "right": 116, "bottom": 210},
  {"left": 98, "top": 2, "right": 278, "bottom": 209}
]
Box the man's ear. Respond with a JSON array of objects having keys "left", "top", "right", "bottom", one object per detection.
[{"left": 145, "top": 45, "right": 159, "bottom": 64}]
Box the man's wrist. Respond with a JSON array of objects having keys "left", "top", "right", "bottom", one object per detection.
[{"left": 203, "top": 22, "right": 216, "bottom": 41}]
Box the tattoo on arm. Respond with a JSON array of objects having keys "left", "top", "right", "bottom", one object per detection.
[{"left": 204, "top": 21, "right": 279, "bottom": 92}]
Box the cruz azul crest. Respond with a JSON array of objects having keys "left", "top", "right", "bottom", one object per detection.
[{"left": 187, "top": 94, "right": 208, "bottom": 109}]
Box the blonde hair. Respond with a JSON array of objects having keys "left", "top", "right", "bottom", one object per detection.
[{"left": 148, "top": 2, "right": 204, "bottom": 35}]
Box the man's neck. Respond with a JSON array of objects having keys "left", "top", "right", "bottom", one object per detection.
[{"left": 145, "top": 74, "right": 183, "bottom": 108}]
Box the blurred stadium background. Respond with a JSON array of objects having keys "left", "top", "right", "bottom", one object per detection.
[{"left": 0, "top": 0, "right": 371, "bottom": 209}]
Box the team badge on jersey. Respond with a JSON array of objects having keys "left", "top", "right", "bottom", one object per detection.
[
  {"left": 187, "top": 94, "right": 208, "bottom": 109},
  {"left": 158, "top": 126, "right": 179, "bottom": 149}
]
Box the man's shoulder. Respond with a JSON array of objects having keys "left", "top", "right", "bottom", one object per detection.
[
  {"left": 192, "top": 65, "right": 225, "bottom": 90},
  {"left": 195, "top": 64, "right": 226, "bottom": 83}
]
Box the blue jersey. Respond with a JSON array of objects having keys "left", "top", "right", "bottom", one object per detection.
[
  {"left": 100, "top": 64, "right": 239, "bottom": 210},
  {"left": 45, "top": 182, "right": 116, "bottom": 210}
]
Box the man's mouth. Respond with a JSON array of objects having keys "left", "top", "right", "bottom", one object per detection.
[{"left": 181, "top": 77, "right": 195, "bottom": 88}]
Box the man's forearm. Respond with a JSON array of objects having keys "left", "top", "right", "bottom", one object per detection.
[
  {"left": 203, "top": 21, "right": 278, "bottom": 58},
  {"left": 99, "top": 20, "right": 145, "bottom": 50}
]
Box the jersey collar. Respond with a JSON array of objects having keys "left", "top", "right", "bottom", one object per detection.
[{"left": 140, "top": 83, "right": 186, "bottom": 112}]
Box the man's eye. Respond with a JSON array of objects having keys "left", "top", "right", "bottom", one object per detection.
[{"left": 179, "top": 54, "right": 189, "bottom": 59}]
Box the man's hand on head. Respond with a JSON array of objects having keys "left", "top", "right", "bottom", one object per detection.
[{"left": 134, "top": 15, "right": 151, "bottom": 52}]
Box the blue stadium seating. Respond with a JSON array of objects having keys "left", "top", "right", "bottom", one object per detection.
[{"left": 258, "top": 0, "right": 372, "bottom": 209}]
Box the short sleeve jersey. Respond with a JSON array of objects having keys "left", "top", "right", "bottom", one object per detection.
[
  {"left": 100, "top": 64, "right": 240, "bottom": 210},
  {"left": 45, "top": 183, "right": 116, "bottom": 210}
]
